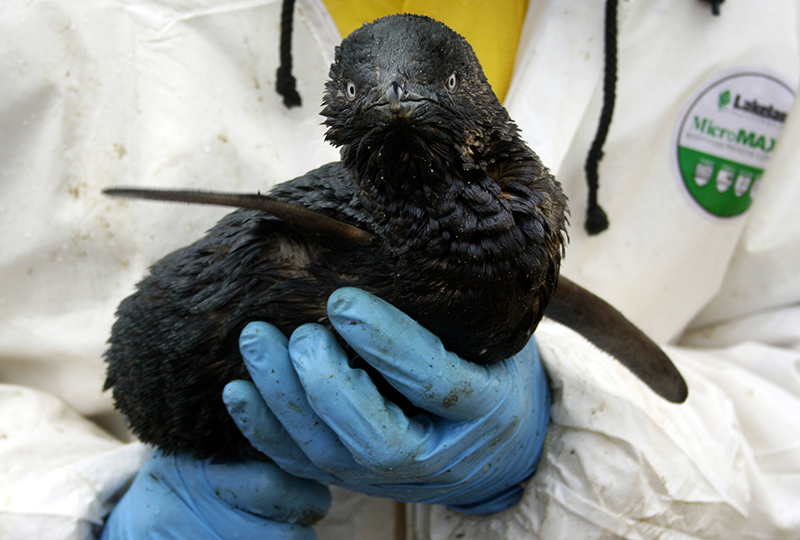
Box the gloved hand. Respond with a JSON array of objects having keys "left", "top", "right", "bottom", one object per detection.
[
  {"left": 101, "top": 450, "right": 330, "bottom": 540},
  {"left": 223, "top": 287, "right": 550, "bottom": 515}
]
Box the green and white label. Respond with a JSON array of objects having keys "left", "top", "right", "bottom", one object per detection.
[{"left": 676, "top": 70, "right": 795, "bottom": 217}]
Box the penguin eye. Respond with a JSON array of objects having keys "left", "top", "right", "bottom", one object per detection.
[
  {"left": 445, "top": 73, "right": 458, "bottom": 93},
  {"left": 345, "top": 81, "right": 359, "bottom": 101}
]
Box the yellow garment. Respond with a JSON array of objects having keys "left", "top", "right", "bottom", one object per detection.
[{"left": 321, "top": 0, "right": 528, "bottom": 103}]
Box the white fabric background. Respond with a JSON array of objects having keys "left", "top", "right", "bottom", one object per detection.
[{"left": 1, "top": 1, "right": 798, "bottom": 538}]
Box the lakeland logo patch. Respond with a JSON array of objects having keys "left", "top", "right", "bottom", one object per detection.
[{"left": 675, "top": 71, "right": 795, "bottom": 217}]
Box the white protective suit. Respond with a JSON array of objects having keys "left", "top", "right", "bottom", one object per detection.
[{"left": 1, "top": 0, "right": 799, "bottom": 538}]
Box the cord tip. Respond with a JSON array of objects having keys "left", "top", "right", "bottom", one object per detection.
[
  {"left": 276, "top": 67, "right": 302, "bottom": 108},
  {"left": 585, "top": 204, "right": 609, "bottom": 235}
]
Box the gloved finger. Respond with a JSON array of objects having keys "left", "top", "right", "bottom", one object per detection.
[
  {"left": 103, "top": 452, "right": 319, "bottom": 540},
  {"left": 205, "top": 459, "right": 331, "bottom": 526},
  {"left": 238, "top": 322, "right": 362, "bottom": 473},
  {"left": 223, "top": 380, "right": 336, "bottom": 482},
  {"left": 211, "top": 515, "right": 317, "bottom": 540},
  {"left": 179, "top": 453, "right": 321, "bottom": 540},
  {"left": 289, "top": 323, "right": 434, "bottom": 474},
  {"left": 327, "top": 288, "right": 511, "bottom": 421}
]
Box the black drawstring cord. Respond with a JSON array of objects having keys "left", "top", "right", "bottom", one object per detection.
[
  {"left": 276, "top": 0, "right": 302, "bottom": 108},
  {"left": 701, "top": 0, "right": 725, "bottom": 15},
  {"left": 583, "top": 0, "right": 617, "bottom": 235},
  {"left": 582, "top": 0, "right": 722, "bottom": 234}
]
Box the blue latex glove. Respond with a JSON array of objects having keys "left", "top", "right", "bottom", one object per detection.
[
  {"left": 101, "top": 450, "right": 330, "bottom": 540},
  {"left": 223, "top": 287, "right": 550, "bottom": 515}
]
